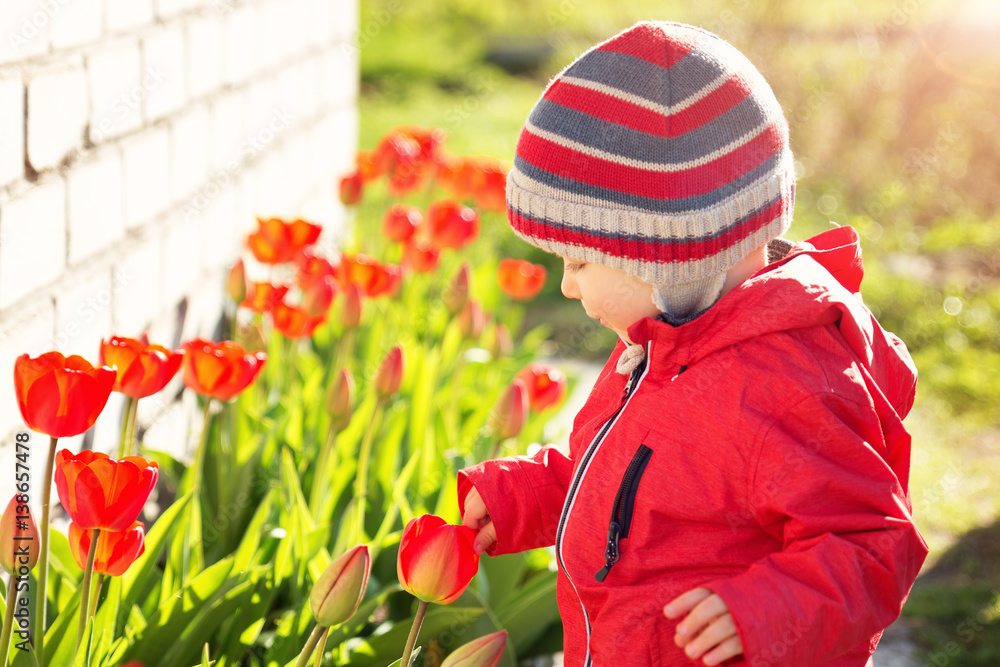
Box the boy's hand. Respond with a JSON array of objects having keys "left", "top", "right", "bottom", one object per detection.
[
  {"left": 664, "top": 588, "right": 743, "bottom": 666},
  {"left": 461, "top": 487, "right": 497, "bottom": 555}
]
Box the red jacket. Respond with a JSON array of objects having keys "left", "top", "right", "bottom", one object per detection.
[{"left": 458, "top": 227, "right": 928, "bottom": 666}]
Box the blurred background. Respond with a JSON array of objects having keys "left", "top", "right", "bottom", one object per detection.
[{"left": 356, "top": 0, "right": 1000, "bottom": 662}]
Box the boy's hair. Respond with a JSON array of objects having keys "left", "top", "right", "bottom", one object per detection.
[{"left": 505, "top": 21, "right": 795, "bottom": 322}]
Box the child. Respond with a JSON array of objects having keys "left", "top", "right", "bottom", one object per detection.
[{"left": 457, "top": 21, "right": 928, "bottom": 667}]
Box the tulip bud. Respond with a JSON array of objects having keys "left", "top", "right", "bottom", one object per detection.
[
  {"left": 326, "top": 368, "right": 355, "bottom": 430},
  {"left": 441, "top": 631, "right": 508, "bottom": 667},
  {"left": 373, "top": 345, "right": 404, "bottom": 397},
  {"left": 341, "top": 284, "right": 363, "bottom": 329},
  {"left": 226, "top": 259, "right": 247, "bottom": 303},
  {"left": 457, "top": 300, "right": 485, "bottom": 341},
  {"left": 304, "top": 275, "right": 337, "bottom": 316},
  {"left": 442, "top": 262, "right": 470, "bottom": 315},
  {"left": 339, "top": 171, "right": 364, "bottom": 206},
  {"left": 490, "top": 379, "right": 527, "bottom": 440},
  {"left": 0, "top": 495, "right": 40, "bottom": 574},
  {"left": 488, "top": 323, "right": 512, "bottom": 359},
  {"left": 309, "top": 545, "right": 371, "bottom": 627}
]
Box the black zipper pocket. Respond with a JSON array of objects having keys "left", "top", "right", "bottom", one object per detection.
[{"left": 595, "top": 443, "right": 652, "bottom": 582}]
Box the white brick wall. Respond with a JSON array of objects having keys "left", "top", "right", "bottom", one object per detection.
[{"left": 0, "top": 0, "right": 359, "bottom": 509}]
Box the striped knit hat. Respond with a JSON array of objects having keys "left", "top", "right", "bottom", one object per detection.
[{"left": 506, "top": 21, "right": 795, "bottom": 323}]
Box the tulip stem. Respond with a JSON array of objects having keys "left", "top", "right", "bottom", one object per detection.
[
  {"left": 193, "top": 399, "right": 213, "bottom": 491},
  {"left": 309, "top": 424, "right": 338, "bottom": 517},
  {"left": 293, "top": 623, "right": 327, "bottom": 667},
  {"left": 399, "top": 600, "right": 429, "bottom": 667},
  {"left": 117, "top": 396, "right": 134, "bottom": 460},
  {"left": 311, "top": 626, "right": 330, "bottom": 667},
  {"left": 0, "top": 575, "right": 20, "bottom": 667},
  {"left": 77, "top": 528, "right": 99, "bottom": 650},
  {"left": 36, "top": 435, "right": 57, "bottom": 667},
  {"left": 124, "top": 395, "right": 140, "bottom": 457},
  {"left": 353, "top": 396, "right": 386, "bottom": 544},
  {"left": 89, "top": 574, "right": 105, "bottom": 619}
]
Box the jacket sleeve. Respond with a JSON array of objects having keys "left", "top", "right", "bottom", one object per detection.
[
  {"left": 457, "top": 445, "right": 574, "bottom": 556},
  {"left": 704, "top": 390, "right": 929, "bottom": 666}
]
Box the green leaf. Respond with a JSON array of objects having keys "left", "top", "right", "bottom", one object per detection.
[
  {"left": 43, "top": 584, "right": 83, "bottom": 666},
  {"left": 495, "top": 570, "right": 560, "bottom": 656},
  {"left": 232, "top": 487, "right": 276, "bottom": 571},
  {"left": 480, "top": 552, "right": 528, "bottom": 611},
  {"left": 120, "top": 492, "right": 192, "bottom": 633},
  {"left": 71, "top": 615, "right": 95, "bottom": 667}
]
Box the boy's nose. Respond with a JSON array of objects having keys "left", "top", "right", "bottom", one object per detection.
[{"left": 561, "top": 271, "right": 581, "bottom": 300}]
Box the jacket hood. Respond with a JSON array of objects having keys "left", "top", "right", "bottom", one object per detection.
[{"left": 625, "top": 225, "right": 918, "bottom": 420}]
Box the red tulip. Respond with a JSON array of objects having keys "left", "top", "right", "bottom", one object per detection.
[
  {"left": 0, "top": 495, "right": 40, "bottom": 574},
  {"left": 340, "top": 284, "right": 363, "bottom": 329},
  {"left": 383, "top": 204, "right": 422, "bottom": 243},
  {"left": 302, "top": 275, "right": 337, "bottom": 316},
  {"left": 54, "top": 450, "right": 158, "bottom": 531},
  {"left": 401, "top": 238, "right": 441, "bottom": 273},
  {"left": 335, "top": 254, "right": 402, "bottom": 298},
  {"left": 181, "top": 338, "right": 267, "bottom": 401},
  {"left": 226, "top": 259, "right": 247, "bottom": 303},
  {"left": 457, "top": 301, "right": 485, "bottom": 340},
  {"left": 355, "top": 150, "right": 381, "bottom": 182},
  {"left": 442, "top": 262, "right": 470, "bottom": 315},
  {"left": 442, "top": 630, "right": 508, "bottom": 667},
  {"left": 397, "top": 514, "right": 479, "bottom": 604},
  {"left": 515, "top": 363, "right": 567, "bottom": 412},
  {"left": 473, "top": 161, "right": 508, "bottom": 213},
  {"left": 297, "top": 249, "right": 337, "bottom": 290},
  {"left": 309, "top": 545, "right": 371, "bottom": 627},
  {"left": 326, "top": 368, "right": 355, "bottom": 430},
  {"left": 373, "top": 130, "right": 421, "bottom": 176},
  {"left": 339, "top": 171, "right": 364, "bottom": 206},
  {"left": 68, "top": 520, "right": 145, "bottom": 576},
  {"left": 426, "top": 200, "right": 479, "bottom": 249},
  {"left": 246, "top": 217, "right": 322, "bottom": 264},
  {"left": 99, "top": 335, "right": 184, "bottom": 399},
  {"left": 373, "top": 345, "right": 404, "bottom": 397},
  {"left": 490, "top": 379, "right": 527, "bottom": 440},
  {"left": 497, "top": 259, "right": 547, "bottom": 301},
  {"left": 14, "top": 352, "right": 116, "bottom": 438},
  {"left": 271, "top": 300, "right": 325, "bottom": 339},
  {"left": 240, "top": 282, "right": 289, "bottom": 314}
]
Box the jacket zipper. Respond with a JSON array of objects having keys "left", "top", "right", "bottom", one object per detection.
[
  {"left": 594, "top": 444, "right": 652, "bottom": 582},
  {"left": 555, "top": 345, "right": 650, "bottom": 667}
]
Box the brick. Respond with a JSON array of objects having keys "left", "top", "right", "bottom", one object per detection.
[
  {"left": 67, "top": 149, "right": 125, "bottom": 263},
  {"left": 27, "top": 65, "right": 88, "bottom": 171},
  {"left": 161, "top": 213, "right": 202, "bottom": 308},
  {"left": 320, "top": 46, "right": 359, "bottom": 109},
  {"left": 113, "top": 237, "right": 162, "bottom": 336},
  {"left": 187, "top": 15, "right": 223, "bottom": 100},
  {"left": 305, "top": 0, "right": 333, "bottom": 49},
  {"left": 0, "top": 179, "right": 66, "bottom": 309},
  {"left": 122, "top": 128, "right": 170, "bottom": 228},
  {"left": 141, "top": 390, "right": 196, "bottom": 462},
  {"left": 105, "top": 0, "right": 154, "bottom": 34},
  {"left": 53, "top": 268, "right": 113, "bottom": 359},
  {"left": 0, "top": 303, "right": 55, "bottom": 507},
  {"left": 91, "top": 393, "right": 128, "bottom": 457},
  {"left": 155, "top": 0, "right": 199, "bottom": 21},
  {"left": 143, "top": 27, "right": 186, "bottom": 123},
  {"left": 200, "top": 184, "right": 239, "bottom": 272},
  {"left": 278, "top": 59, "right": 320, "bottom": 121},
  {"left": 209, "top": 91, "right": 245, "bottom": 173},
  {"left": 333, "top": 0, "right": 359, "bottom": 43},
  {"left": 310, "top": 108, "right": 355, "bottom": 185},
  {"left": 87, "top": 41, "right": 143, "bottom": 143},
  {"left": 0, "top": 76, "right": 24, "bottom": 187},
  {"left": 49, "top": 0, "right": 103, "bottom": 50},
  {"left": 170, "top": 105, "right": 210, "bottom": 202},
  {"left": 243, "top": 79, "right": 277, "bottom": 141},
  {"left": 254, "top": 2, "right": 287, "bottom": 73},
  {"left": 222, "top": 7, "right": 257, "bottom": 86},
  {"left": 0, "top": 0, "right": 49, "bottom": 64}
]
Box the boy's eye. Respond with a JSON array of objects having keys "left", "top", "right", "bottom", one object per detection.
[{"left": 564, "top": 262, "right": 585, "bottom": 272}]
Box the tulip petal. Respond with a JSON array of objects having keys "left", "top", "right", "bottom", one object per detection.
[{"left": 57, "top": 461, "right": 108, "bottom": 529}]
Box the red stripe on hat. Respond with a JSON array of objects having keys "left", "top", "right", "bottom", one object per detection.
[
  {"left": 511, "top": 195, "right": 789, "bottom": 264},
  {"left": 544, "top": 74, "right": 753, "bottom": 138},
  {"left": 518, "top": 122, "right": 786, "bottom": 200},
  {"left": 597, "top": 23, "right": 697, "bottom": 69}
]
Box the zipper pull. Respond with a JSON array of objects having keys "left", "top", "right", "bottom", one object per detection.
[{"left": 594, "top": 521, "right": 622, "bottom": 582}]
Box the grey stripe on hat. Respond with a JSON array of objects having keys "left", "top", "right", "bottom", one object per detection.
[
  {"left": 564, "top": 47, "right": 732, "bottom": 110},
  {"left": 512, "top": 147, "right": 789, "bottom": 213},
  {"left": 528, "top": 93, "right": 774, "bottom": 166}
]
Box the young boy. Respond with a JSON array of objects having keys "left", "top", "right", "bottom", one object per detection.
[{"left": 457, "top": 21, "right": 928, "bottom": 667}]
